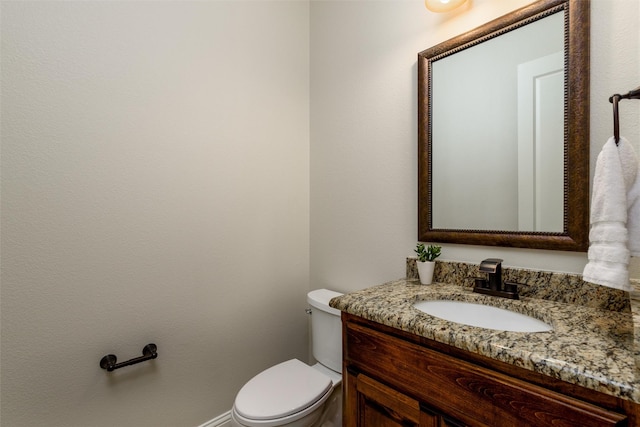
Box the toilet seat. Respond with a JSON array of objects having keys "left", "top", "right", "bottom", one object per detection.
[{"left": 233, "top": 359, "right": 333, "bottom": 425}]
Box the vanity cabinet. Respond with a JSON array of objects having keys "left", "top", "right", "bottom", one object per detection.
[{"left": 342, "top": 313, "right": 633, "bottom": 427}]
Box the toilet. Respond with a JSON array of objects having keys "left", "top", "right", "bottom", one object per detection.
[{"left": 230, "top": 289, "right": 343, "bottom": 427}]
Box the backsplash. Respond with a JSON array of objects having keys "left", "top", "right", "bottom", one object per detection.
[{"left": 406, "top": 258, "right": 632, "bottom": 312}]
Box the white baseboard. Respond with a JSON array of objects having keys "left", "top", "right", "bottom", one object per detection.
[{"left": 196, "top": 410, "right": 231, "bottom": 427}]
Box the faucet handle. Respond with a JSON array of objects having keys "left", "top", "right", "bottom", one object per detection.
[
  {"left": 503, "top": 281, "right": 528, "bottom": 294},
  {"left": 469, "top": 277, "right": 489, "bottom": 289}
]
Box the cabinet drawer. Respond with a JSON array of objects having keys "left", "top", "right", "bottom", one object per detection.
[{"left": 345, "top": 321, "right": 627, "bottom": 427}]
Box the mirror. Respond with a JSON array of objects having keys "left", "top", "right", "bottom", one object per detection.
[{"left": 418, "top": 0, "right": 590, "bottom": 251}]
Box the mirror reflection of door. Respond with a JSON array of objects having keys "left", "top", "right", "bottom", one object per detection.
[
  {"left": 430, "top": 11, "right": 564, "bottom": 232},
  {"left": 517, "top": 51, "right": 564, "bottom": 232},
  {"left": 419, "top": 0, "right": 590, "bottom": 251}
]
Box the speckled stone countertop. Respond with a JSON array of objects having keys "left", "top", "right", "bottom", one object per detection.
[{"left": 330, "top": 266, "right": 640, "bottom": 403}]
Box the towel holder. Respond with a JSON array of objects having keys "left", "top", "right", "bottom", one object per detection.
[
  {"left": 100, "top": 343, "right": 157, "bottom": 372},
  {"left": 609, "top": 86, "right": 640, "bottom": 145}
]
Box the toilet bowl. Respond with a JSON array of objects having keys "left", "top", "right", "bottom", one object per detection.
[{"left": 230, "top": 289, "right": 343, "bottom": 427}]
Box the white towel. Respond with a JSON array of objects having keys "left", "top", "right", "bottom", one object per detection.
[
  {"left": 626, "top": 148, "right": 640, "bottom": 257},
  {"left": 583, "top": 136, "right": 639, "bottom": 291},
  {"left": 618, "top": 139, "right": 639, "bottom": 258}
]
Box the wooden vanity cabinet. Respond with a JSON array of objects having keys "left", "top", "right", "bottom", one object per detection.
[{"left": 342, "top": 313, "right": 634, "bottom": 427}]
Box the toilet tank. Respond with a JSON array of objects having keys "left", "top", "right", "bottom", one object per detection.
[{"left": 307, "top": 289, "right": 343, "bottom": 373}]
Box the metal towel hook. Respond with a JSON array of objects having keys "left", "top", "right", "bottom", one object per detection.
[{"left": 609, "top": 86, "right": 640, "bottom": 145}]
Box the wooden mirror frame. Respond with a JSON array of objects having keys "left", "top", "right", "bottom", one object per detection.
[{"left": 418, "top": 0, "right": 590, "bottom": 251}]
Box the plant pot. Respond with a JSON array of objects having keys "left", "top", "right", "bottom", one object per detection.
[{"left": 417, "top": 261, "right": 436, "bottom": 285}]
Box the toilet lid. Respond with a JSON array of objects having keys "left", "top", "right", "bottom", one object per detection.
[{"left": 234, "top": 359, "right": 332, "bottom": 420}]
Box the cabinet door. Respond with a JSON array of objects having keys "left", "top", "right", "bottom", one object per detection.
[
  {"left": 420, "top": 403, "right": 472, "bottom": 427},
  {"left": 345, "top": 370, "right": 472, "bottom": 427},
  {"left": 346, "top": 370, "right": 431, "bottom": 427}
]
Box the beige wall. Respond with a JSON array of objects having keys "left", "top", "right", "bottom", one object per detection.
[
  {"left": 310, "top": 0, "right": 640, "bottom": 294},
  {"left": 1, "top": 2, "right": 309, "bottom": 426}
]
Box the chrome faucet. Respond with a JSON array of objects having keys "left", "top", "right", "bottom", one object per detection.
[{"left": 472, "top": 258, "right": 522, "bottom": 300}]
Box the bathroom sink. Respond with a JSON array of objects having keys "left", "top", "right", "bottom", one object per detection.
[{"left": 413, "top": 300, "right": 552, "bottom": 332}]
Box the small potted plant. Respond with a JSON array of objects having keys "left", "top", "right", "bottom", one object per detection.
[{"left": 414, "top": 243, "right": 441, "bottom": 285}]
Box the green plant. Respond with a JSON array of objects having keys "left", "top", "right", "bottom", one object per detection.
[{"left": 415, "top": 243, "right": 441, "bottom": 262}]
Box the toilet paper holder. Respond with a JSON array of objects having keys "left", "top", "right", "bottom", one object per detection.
[{"left": 100, "top": 343, "right": 157, "bottom": 372}]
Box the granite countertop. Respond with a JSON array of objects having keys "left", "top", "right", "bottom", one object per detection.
[{"left": 329, "top": 278, "right": 640, "bottom": 403}]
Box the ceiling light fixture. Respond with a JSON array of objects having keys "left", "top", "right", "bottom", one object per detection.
[{"left": 424, "top": 0, "right": 468, "bottom": 13}]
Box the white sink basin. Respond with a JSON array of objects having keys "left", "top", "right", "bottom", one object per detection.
[{"left": 413, "top": 300, "right": 553, "bottom": 332}]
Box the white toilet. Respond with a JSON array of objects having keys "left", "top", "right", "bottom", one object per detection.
[{"left": 230, "top": 289, "right": 343, "bottom": 427}]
